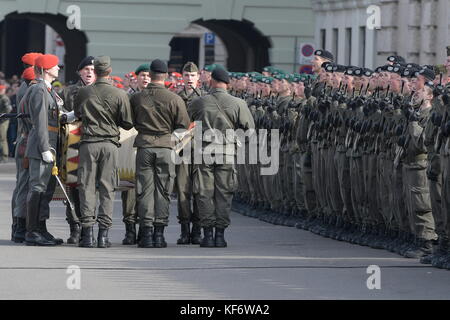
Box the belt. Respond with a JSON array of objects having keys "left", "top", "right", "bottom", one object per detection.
[
  {"left": 48, "top": 125, "right": 59, "bottom": 133},
  {"left": 405, "top": 153, "right": 427, "bottom": 163}
]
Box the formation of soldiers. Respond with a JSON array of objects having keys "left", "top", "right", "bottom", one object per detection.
[
  {"left": 8, "top": 52, "right": 254, "bottom": 249},
  {"left": 232, "top": 49, "right": 450, "bottom": 271},
  {"left": 6, "top": 47, "right": 450, "bottom": 271}
]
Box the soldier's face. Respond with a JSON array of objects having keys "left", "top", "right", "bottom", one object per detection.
[
  {"left": 183, "top": 71, "right": 199, "bottom": 88},
  {"left": 46, "top": 65, "right": 59, "bottom": 79},
  {"left": 79, "top": 65, "right": 95, "bottom": 85},
  {"left": 414, "top": 75, "right": 425, "bottom": 91},
  {"left": 295, "top": 83, "right": 305, "bottom": 97},
  {"left": 200, "top": 71, "right": 211, "bottom": 83},
  {"left": 137, "top": 71, "right": 151, "bottom": 89},
  {"left": 262, "top": 84, "right": 270, "bottom": 96},
  {"left": 312, "top": 56, "right": 325, "bottom": 73}
]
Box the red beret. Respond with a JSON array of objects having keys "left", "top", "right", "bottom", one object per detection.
[
  {"left": 112, "top": 76, "right": 123, "bottom": 82},
  {"left": 35, "top": 54, "right": 59, "bottom": 69},
  {"left": 22, "top": 67, "right": 35, "bottom": 81},
  {"left": 21, "top": 52, "right": 43, "bottom": 66},
  {"left": 0, "top": 85, "right": 6, "bottom": 90}
]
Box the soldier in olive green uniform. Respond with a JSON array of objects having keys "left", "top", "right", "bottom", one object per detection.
[
  {"left": 121, "top": 63, "right": 151, "bottom": 245},
  {"left": 60, "top": 56, "right": 95, "bottom": 244},
  {"left": 131, "top": 59, "right": 190, "bottom": 248},
  {"left": 74, "top": 56, "right": 134, "bottom": 248},
  {"left": 189, "top": 68, "right": 255, "bottom": 247},
  {"left": 175, "top": 61, "right": 207, "bottom": 245}
]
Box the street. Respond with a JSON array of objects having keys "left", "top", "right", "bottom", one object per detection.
[{"left": 0, "top": 160, "right": 449, "bottom": 300}]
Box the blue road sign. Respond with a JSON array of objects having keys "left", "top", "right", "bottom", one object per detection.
[{"left": 205, "top": 32, "right": 215, "bottom": 45}]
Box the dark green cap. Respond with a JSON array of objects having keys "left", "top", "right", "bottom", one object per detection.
[
  {"left": 94, "top": 56, "right": 111, "bottom": 72},
  {"left": 135, "top": 63, "right": 150, "bottom": 75}
]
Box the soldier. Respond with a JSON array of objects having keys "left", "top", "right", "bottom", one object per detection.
[
  {"left": 0, "top": 84, "right": 12, "bottom": 162},
  {"left": 11, "top": 54, "right": 41, "bottom": 243},
  {"left": 131, "top": 59, "right": 190, "bottom": 248},
  {"left": 175, "top": 61, "right": 207, "bottom": 245},
  {"left": 74, "top": 56, "right": 134, "bottom": 248},
  {"left": 60, "top": 56, "right": 95, "bottom": 244},
  {"left": 24, "top": 54, "right": 65, "bottom": 246},
  {"left": 121, "top": 63, "right": 151, "bottom": 246},
  {"left": 189, "top": 68, "right": 255, "bottom": 247}
]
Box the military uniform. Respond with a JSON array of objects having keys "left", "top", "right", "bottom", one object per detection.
[
  {"left": 189, "top": 69, "right": 255, "bottom": 247},
  {"left": 25, "top": 74, "right": 62, "bottom": 246},
  {"left": 74, "top": 56, "right": 134, "bottom": 248},
  {"left": 131, "top": 59, "right": 190, "bottom": 248},
  {"left": 0, "top": 92, "right": 12, "bottom": 161},
  {"left": 175, "top": 78, "right": 207, "bottom": 245}
]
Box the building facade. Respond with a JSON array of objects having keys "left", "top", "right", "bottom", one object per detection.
[
  {"left": 313, "top": 0, "right": 450, "bottom": 69},
  {"left": 0, "top": 0, "right": 315, "bottom": 81}
]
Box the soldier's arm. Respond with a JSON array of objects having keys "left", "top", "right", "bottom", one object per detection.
[
  {"left": 118, "top": 91, "right": 134, "bottom": 130},
  {"left": 73, "top": 88, "right": 85, "bottom": 119},
  {"left": 29, "top": 88, "right": 50, "bottom": 154},
  {"left": 172, "top": 96, "right": 190, "bottom": 130},
  {"left": 237, "top": 99, "right": 255, "bottom": 130}
]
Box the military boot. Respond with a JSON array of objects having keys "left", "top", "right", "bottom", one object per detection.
[
  {"left": 11, "top": 217, "right": 17, "bottom": 241},
  {"left": 404, "top": 238, "right": 433, "bottom": 259},
  {"left": 78, "top": 226, "right": 96, "bottom": 248},
  {"left": 153, "top": 225, "right": 167, "bottom": 248},
  {"left": 190, "top": 224, "right": 202, "bottom": 245},
  {"left": 200, "top": 227, "right": 215, "bottom": 247},
  {"left": 67, "top": 223, "right": 81, "bottom": 244},
  {"left": 399, "top": 234, "right": 417, "bottom": 256},
  {"left": 177, "top": 223, "right": 191, "bottom": 245},
  {"left": 137, "top": 226, "right": 154, "bottom": 248},
  {"left": 25, "top": 192, "right": 57, "bottom": 246},
  {"left": 214, "top": 227, "right": 227, "bottom": 247},
  {"left": 13, "top": 217, "right": 26, "bottom": 243},
  {"left": 97, "top": 228, "right": 112, "bottom": 248},
  {"left": 430, "top": 237, "right": 449, "bottom": 266},
  {"left": 39, "top": 220, "right": 64, "bottom": 245},
  {"left": 122, "top": 223, "right": 137, "bottom": 245}
]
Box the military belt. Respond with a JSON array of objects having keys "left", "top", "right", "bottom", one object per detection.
[{"left": 405, "top": 153, "right": 427, "bottom": 163}]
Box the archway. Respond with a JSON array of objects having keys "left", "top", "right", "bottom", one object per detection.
[
  {"left": 0, "top": 12, "right": 87, "bottom": 83},
  {"left": 170, "top": 19, "right": 271, "bottom": 73}
]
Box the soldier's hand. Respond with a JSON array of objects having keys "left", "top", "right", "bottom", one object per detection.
[{"left": 42, "top": 151, "right": 54, "bottom": 163}]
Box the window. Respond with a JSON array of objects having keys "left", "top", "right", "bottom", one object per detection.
[
  {"left": 359, "top": 26, "right": 366, "bottom": 67},
  {"left": 320, "top": 29, "right": 326, "bottom": 49},
  {"left": 333, "top": 28, "right": 338, "bottom": 62},
  {"left": 345, "top": 28, "right": 352, "bottom": 65}
]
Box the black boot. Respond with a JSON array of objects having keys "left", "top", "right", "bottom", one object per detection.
[
  {"left": 191, "top": 223, "right": 202, "bottom": 245},
  {"left": 122, "top": 223, "right": 137, "bottom": 245},
  {"left": 98, "top": 228, "right": 111, "bottom": 248},
  {"left": 78, "top": 226, "right": 96, "bottom": 248},
  {"left": 39, "top": 220, "right": 64, "bottom": 245},
  {"left": 404, "top": 239, "right": 433, "bottom": 259},
  {"left": 153, "top": 225, "right": 167, "bottom": 248},
  {"left": 11, "top": 217, "right": 17, "bottom": 241},
  {"left": 67, "top": 223, "right": 81, "bottom": 244},
  {"left": 13, "top": 218, "right": 26, "bottom": 243},
  {"left": 138, "top": 226, "right": 154, "bottom": 248},
  {"left": 200, "top": 227, "right": 215, "bottom": 247},
  {"left": 177, "top": 223, "right": 191, "bottom": 245},
  {"left": 214, "top": 227, "right": 227, "bottom": 247},
  {"left": 25, "top": 192, "right": 56, "bottom": 246}
]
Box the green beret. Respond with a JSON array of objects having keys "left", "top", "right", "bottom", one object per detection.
[
  {"left": 182, "top": 61, "right": 198, "bottom": 73},
  {"left": 135, "top": 63, "right": 150, "bottom": 75}
]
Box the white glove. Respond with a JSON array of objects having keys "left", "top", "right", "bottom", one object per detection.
[
  {"left": 42, "top": 151, "right": 54, "bottom": 163},
  {"left": 61, "top": 111, "right": 76, "bottom": 123}
]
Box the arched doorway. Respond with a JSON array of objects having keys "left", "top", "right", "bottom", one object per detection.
[
  {"left": 169, "top": 19, "right": 271, "bottom": 73},
  {"left": 0, "top": 12, "right": 87, "bottom": 83}
]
